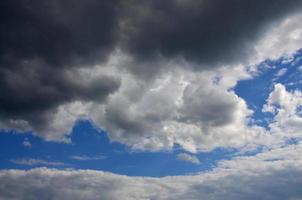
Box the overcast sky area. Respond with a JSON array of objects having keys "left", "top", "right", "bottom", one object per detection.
[{"left": 1, "top": 0, "right": 302, "bottom": 199}]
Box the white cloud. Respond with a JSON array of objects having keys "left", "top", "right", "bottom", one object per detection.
[
  {"left": 97, "top": 64, "right": 267, "bottom": 153},
  {"left": 70, "top": 155, "right": 106, "bottom": 161},
  {"left": 272, "top": 68, "right": 288, "bottom": 82},
  {"left": 253, "top": 13, "right": 302, "bottom": 63},
  {"left": 22, "top": 138, "right": 31, "bottom": 148},
  {"left": 275, "top": 68, "right": 288, "bottom": 77},
  {"left": 263, "top": 83, "right": 302, "bottom": 139},
  {"left": 176, "top": 153, "right": 200, "bottom": 164},
  {"left": 1, "top": 142, "right": 302, "bottom": 200},
  {"left": 10, "top": 158, "right": 65, "bottom": 166}
]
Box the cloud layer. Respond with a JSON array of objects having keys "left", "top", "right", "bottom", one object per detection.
[{"left": 1, "top": 142, "right": 302, "bottom": 200}]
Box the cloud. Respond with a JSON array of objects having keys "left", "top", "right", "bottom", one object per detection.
[
  {"left": 263, "top": 83, "right": 302, "bottom": 138},
  {"left": 96, "top": 64, "right": 265, "bottom": 152},
  {"left": 1, "top": 142, "right": 302, "bottom": 200},
  {"left": 10, "top": 158, "right": 65, "bottom": 166},
  {"left": 0, "top": 0, "right": 122, "bottom": 140},
  {"left": 254, "top": 13, "right": 302, "bottom": 62},
  {"left": 2, "top": 3, "right": 302, "bottom": 199},
  {"left": 0, "top": 0, "right": 120, "bottom": 66},
  {"left": 1, "top": 0, "right": 302, "bottom": 152},
  {"left": 70, "top": 155, "right": 106, "bottom": 161},
  {"left": 0, "top": 61, "right": 120, "bottom": 140},
  {"left": 176, "top": 153, "right": 200, "bottom": 164},
  {"left": 275, "top": 68, "right": 288, "bottom": 77},
  {"left": 120, "top": 0, "right": 302, "bottom": 66},
  {"left": 22, "top": 138, "right": 32, "bottom": 147}
]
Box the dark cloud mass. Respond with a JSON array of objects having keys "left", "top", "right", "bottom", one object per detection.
[
  {"left": 0, "top": 59, "right": 120, "bottom": 132},
  {"left": 0, "top": 0, "right": 120, "bottom": 66},
  {"left": 0, "top": 0, "right": 121, "bottom": 132},
  {"left": 1, "top": 0, "right": 302, "bottom": 136},
  {"left": 121, "top": 0, "right": 302, "bottom": 66}
]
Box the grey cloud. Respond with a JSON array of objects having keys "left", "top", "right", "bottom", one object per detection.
[
  {"left": 2, "top": 0, "right": 302, "bottom": 69},
  {"left": 0, "top": 0, "right": 120, "bottom": 67},
  {"left": 0, "top": 59, "right": 120, "bottom": 134},
  {"left": 180, "top": 83, "right": 239, "bottom": 126},
  {"left": 0, "top": 60, "right": 120, "bottom": 115},
  {"left": 178, "top": 167, "right": 302, "bottom": 200},
  {"left": 0, "top": 0, "right": 122, "bottom": 135},
  {"left": 105, "top": 99, "right": 147, "bottom": 135},
  {"left": 120, "top": 0, "right": 302, "bottom": 67}
]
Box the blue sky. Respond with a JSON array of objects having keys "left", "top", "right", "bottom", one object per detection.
[
  {"left": 235, "top": 49, "right": 302, "bottom": 128},
  {"left": 0, "top": 120, "right": 235, "bottom": 177}
]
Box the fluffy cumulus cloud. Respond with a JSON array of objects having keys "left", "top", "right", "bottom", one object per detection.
[
  {"left": 1, "top": 0, "right": 302, "bottom": 152},
  {"left": 91, "top": 62, "right": 258, "bottom": 152},
  {"left": 263, "top": 83, "right": 302, "bottom": 138},
  {"left": 1, "top": 142, "right": 302, "bottom": 200}
]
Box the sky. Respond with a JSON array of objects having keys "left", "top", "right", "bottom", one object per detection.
[{"left": 1, "top": 0, "right": 302, "bottom": 199}]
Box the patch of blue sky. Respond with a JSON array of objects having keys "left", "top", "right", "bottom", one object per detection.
[
  {"left": 0, "top": 120, "right": 236, "bottom": 177},
  {"left": 234, "top": 48, "right": 302, "bottom": 128}
]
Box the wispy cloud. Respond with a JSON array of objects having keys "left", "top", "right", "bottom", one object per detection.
[
  {"left": 10, "top": 158, "right": 65, "bottom": 166},
  {"left": 275, "top": 68, "right": 288, "bottom": 77},
  {"left": 22, "top": 139, "right": 31, "bottom": 148},
  {"left": 70, "top": 155, "right": 106, "bottom": 161}
]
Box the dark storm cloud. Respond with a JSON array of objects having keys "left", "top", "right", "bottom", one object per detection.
[
  {"left": 0, "top": 0, "right": 121, "bottom": 131},
  {"left": 120, "top": 0, "right": 302, "bottom": 67},
  {"left": 1, "top": 0, "right": 302, "bottom": 136},
  {"left": 0, "top": 59, "right": 120, "bottom": 132},
  {"left": 0, "top": 60, "right": 120, "bottom": 116},
  {"left": 0, "top": 0, "right": 120, "bottom": 66}
]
